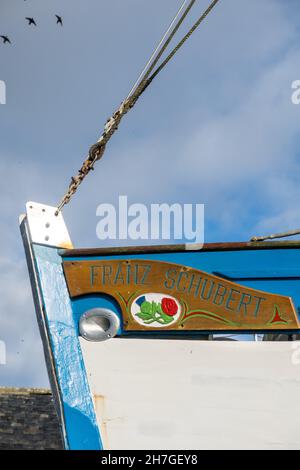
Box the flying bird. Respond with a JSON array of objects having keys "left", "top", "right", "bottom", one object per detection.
[
  {"left": 0, "top": 36, "right": 11, "bottom": 44},
  {"left": 26, "top": 17, "right": 37, "bottom": 26},
  {"left": 55, "top": 15, "right": 63, "bottom": 26}
]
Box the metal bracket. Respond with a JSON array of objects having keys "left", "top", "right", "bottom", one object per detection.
[
  {"left": 79, "top": 308, "right": 120, "bottom": 342},
  {"left": 26, "top": 201, "right": 73, "bottom": 249}
]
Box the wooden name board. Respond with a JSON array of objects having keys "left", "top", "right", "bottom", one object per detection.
[{"left": 63, "top": 259, "right": 300, "bottom": 331}]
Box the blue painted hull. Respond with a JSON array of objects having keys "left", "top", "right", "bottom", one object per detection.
[{"left": 20, "top": 213, "right": 300, "bottom": 450}]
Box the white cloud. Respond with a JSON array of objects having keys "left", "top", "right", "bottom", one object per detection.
[{"left": 0, "top": 255, "right": 48, "bottom": 387}]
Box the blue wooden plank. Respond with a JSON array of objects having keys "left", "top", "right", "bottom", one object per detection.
[
  {"left": 32, "top": 244, "right": 102, "bottom": 450},
  {"left": 213, "top": 269, "right": 300, "bottom": 279}
]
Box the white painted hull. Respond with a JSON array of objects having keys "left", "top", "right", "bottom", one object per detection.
[{"left": 80, "top": 339, "right": 300, "bottom": 450}]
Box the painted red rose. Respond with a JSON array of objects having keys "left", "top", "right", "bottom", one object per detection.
[{"left": 161, "top": 297, "right": 178, "bottom": 316}]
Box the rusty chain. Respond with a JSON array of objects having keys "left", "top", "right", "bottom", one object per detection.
[{"left": 55, "top": 94, "right": 140, "bottom": 215}]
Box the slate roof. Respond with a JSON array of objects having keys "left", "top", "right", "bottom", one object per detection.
[{"left": 0, "top": 387, "right": 63, "bottom": 450}]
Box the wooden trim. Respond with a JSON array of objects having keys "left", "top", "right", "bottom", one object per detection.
[
  {"left": 63, "top": 259, "right": 300, "bottom": 331},
  {"left": 60, "top": 240, "right": 300, "bottom": 257}
]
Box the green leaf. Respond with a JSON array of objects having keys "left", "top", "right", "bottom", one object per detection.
[
  {"left": 136, "top": 311, "right": 153, "bottom": 321},
  {"left": 140, "top": 301, "right": 152, "bottom": 315},
  {"left": 136, "top": 300, "right": 175, "bottom": 325},
  {"left": 158, "top": 304, "right": 174, "bottom": 323},
  {"left": 159, "top": 312, "right": 174, "bottom": 324}
]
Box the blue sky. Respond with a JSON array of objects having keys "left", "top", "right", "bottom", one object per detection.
[{"left": 0, "top": 0, "right": 300, "bottom": 387}]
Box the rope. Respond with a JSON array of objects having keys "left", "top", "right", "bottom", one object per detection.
[
  {"left": 251, "top": 229, "right": 300, "bottom": 242},
  {"left": 144, "top": 0, "right": 220, "bottom": 89},
  {"left": 126, "top": 0, "right": 195, "bottom": 99},
  {"left": 125, "top": 0, "right": 197, "bottom": 107},
  {"left": 55, "top": 0, "right": 221, "bottom": 214}
]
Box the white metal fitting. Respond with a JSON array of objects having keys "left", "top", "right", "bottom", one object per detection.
[{"left": 26, "top": 201, "right": 73, "bottom": 249}]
